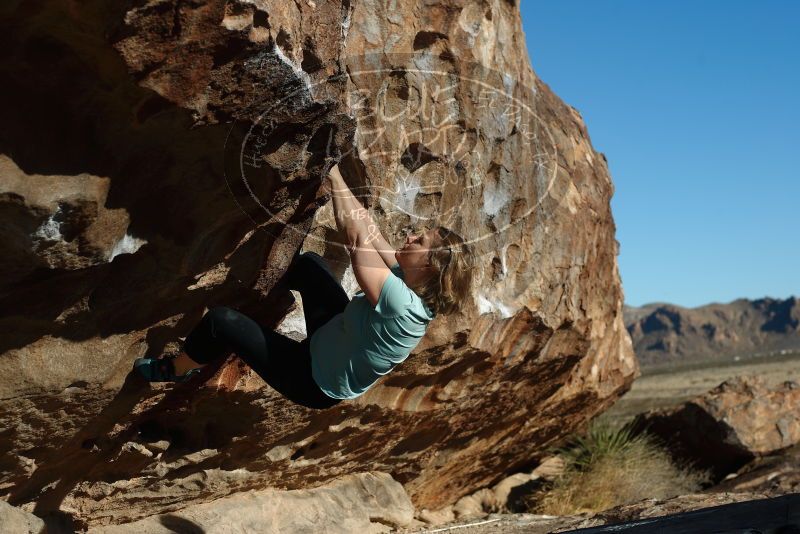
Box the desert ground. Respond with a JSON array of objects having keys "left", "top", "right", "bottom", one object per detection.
[{"left": 597, "top": 350, "right": 800, "bottom": 428}]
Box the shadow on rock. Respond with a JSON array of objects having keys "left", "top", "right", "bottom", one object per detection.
[{"left": 159, "top": 513, "right": 206, "bottom": 534}]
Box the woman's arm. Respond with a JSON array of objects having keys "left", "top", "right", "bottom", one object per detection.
[
  {"left": 365, "top": 232, "right": 399, "bottom": 268},
  {"left": 328, "top": 164, "right": 371, "bottom": 251},
  {"left": 330, "top": 165, "right": 397, "bottom": 267},
  {"left": 328, "top": 165, "right": 391, "bottom": 306}
]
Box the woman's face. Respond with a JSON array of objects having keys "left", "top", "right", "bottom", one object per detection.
[{"left": 395, "top": 228, "right": 438, "bottom": 274}]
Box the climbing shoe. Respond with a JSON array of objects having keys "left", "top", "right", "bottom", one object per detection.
[{"left": 133, "top": 356, "right": 201, "bottom": 383}]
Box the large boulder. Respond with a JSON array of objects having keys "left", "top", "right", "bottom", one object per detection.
[
  {"left": 89, "top": 471, "right": 417, "bottom": 533},
  {"left": 631, "top": 375, "right": 800, "bottom": 481},
  {"left": 0, "top": 500, "right": 46, "bottom": 534},
  {"left": 0, "top": 0, "right": 636, "bottom": 528},
  {"left": 709, "top": 441, "right": 800, "bottom": 496}
]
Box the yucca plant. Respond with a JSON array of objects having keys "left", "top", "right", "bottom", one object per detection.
[
  {"left": 550, "top": 419, "right": 651, "bottom": 471},
  {"left": 527, "top": 417, "right": 711, "bottom": 516}
]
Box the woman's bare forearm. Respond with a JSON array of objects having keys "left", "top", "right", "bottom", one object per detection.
[
  {"left": 329, "top": 166, "right": 370, "bottom": 248},
  {"left": 328, "top": 166, "right": 396, "bottom": 265}
]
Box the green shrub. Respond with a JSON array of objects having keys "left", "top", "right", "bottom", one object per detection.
[{"left": 527, "top": 418, "right": 712, "bottom": 516}]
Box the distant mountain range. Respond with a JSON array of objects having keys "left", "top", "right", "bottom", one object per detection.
[{"left": 624, "top": 296, "right": 800, "bottom": 368}]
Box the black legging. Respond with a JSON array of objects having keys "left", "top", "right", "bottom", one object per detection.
[{"left": 183, "top": 252, "right": 350, "bottom": 409}]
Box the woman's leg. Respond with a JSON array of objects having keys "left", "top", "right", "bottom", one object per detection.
[
  {"left": 181, "top": 306, "right": 341, "bottom": 408},
  {"left": 179, "top": 252, "right": 348, "bottom": 370},
  {"left": 182, "top": 306, "right": 268, "bottom": 367},
  {"left": 261, "top": 334, "right": 342, "bottom": 409},
  {"left": 286, "top": 252, "right": 350, "bottom": 337}
]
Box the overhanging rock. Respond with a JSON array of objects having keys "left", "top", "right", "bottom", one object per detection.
[{"left": 0, "top": 0, "right": 637, "bottom": 528}]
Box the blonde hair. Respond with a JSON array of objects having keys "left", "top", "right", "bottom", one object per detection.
[{"left": 412, "top": 225, "right": 474, "bottom": 316}]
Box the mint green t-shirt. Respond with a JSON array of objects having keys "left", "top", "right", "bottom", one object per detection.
[{"left": 309, "top": 262, "right": 435, "bottom": 399}]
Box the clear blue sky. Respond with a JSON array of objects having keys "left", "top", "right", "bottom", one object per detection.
[{"left": 519, "top": 1, "right": 799, "bottom": 308}]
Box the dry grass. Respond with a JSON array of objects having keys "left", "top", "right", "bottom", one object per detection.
[{"left": 526, "top": 418, "right": 712, "bottom": 516}]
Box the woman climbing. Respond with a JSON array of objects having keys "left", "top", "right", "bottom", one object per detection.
[{"left": 133, "top": 163, "right": 473, "bottom": 408}]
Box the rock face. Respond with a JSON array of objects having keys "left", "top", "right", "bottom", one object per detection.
[
  {"left": 90, "top": 471, "right": 417, "bottom": 534},
  {"left": 0, "top": 500, "right": 46, "bottom": 534},
  {"left": 625, "top": 296, "right": 800, "bottom": 368},
  {"left": 709, "top": 441, "right": 800, "bottom": 497},
  {"left": 0, "top": 0, "right": 635, "bottom": 528},
  {"left": 630, "top": 375, "right": 800, "bottom": 482}
]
